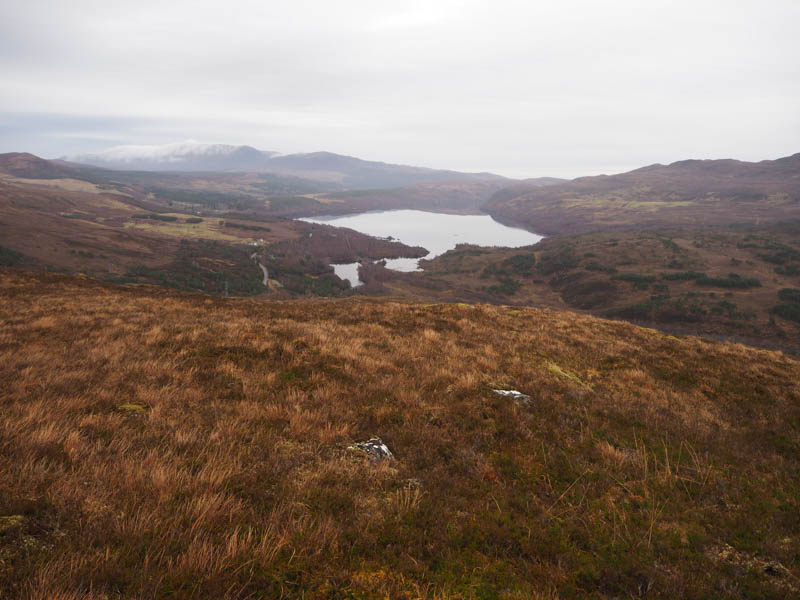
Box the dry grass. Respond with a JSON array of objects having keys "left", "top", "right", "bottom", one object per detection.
[
  {"left": 122, "top": 218, "right": 245, "bottom": 242},
  {"left": 0, "top": 175, "right": 127, "bottom": 196},
  {"left": 0, "top": 269, "right": 799, "bottom": 598},
  {"left": 411, "top": 228, "right": 800, "bottom": 355}
]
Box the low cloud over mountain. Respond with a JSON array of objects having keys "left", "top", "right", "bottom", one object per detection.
[{"left": 63, "top": 141, "right": 506, "bottom": 189}]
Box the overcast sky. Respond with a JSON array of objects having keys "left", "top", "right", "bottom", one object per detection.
[{"left": 1, "top": 0, "right": 798, "bottom": 178}]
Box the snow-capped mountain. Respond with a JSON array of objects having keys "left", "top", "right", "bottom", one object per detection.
[
  {"left": 63, "top": 142, "right": 277, "bottom": 172},
  {"left": 61, "top": 141, "right": 506, "bottom": 189}
]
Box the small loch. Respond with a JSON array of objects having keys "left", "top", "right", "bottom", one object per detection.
[{"left": 300, "top": 209, "right": 543, "bottom": 286}]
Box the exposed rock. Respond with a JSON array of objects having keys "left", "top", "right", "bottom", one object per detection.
[
  {"left": 707, "top": 543, "right": 799, "bottom": 593},
  {"left": 492, "top": 389, "right": 531, "bottom": 406},
  {"left": 348, "top": 437, "right": 394, "bottom": 461}
]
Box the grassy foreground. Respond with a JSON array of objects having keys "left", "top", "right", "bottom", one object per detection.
[{"left": 1, "top": 270, "right": 799, "bottom": 599}]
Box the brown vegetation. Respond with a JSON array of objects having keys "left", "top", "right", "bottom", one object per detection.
[
  {"left": 1, "top": 269, "right": 799, "bottom": 598},
  {"left": 379, "top": 226, "right": 800, "bottom": 355},
  {"left": 486, "top": 154, "right": 800, "bottom": 235},
  {"left": 0, "top": 154, "right": 511, "bottom": 296}
]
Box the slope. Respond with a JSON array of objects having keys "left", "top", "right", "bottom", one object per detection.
[
  {"left": 1, "top": 270, "right": 798, "bottom": 598},
  {"left": 486, "top": 153, "right": 800, "bottom": 235}
]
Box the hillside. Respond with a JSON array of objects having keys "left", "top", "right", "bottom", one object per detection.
[
  {"left": 486, "top": 154, "right": 800, "bottom": 235},
  {"left": 371, "top": 224, "right": 800, "bottom": 355},
  {"left": 0, "top": 152, "right": 86, "bottom": 179},
  {"left": 0, "top": 153, "right": 462, "bottom": 296},
  {"left": 1, "top": 269, "right": 799, "bottom": 598},
  {"left": 261, "top": 179, "right": 519, "bottom": 219}
]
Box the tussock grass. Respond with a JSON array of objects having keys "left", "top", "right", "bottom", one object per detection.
[{"left": 0, "top": 269, "right": 799, "bottom": 598}]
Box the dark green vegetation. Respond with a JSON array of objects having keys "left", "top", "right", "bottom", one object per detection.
[
  {"left": 537, "top": 246, "right": 580, "bottom": 275},
  {"left": 0, "top": 245, "right": 23, "bottom": 267},
  {"left": 611, "top": 273, "right": 657, "bottom": 290},
  {"left": 132, "top": 213, "right": 179, "bottom": 222},
  {"left": 775, "top": 264, "right": 800, "bottom": 276},
  {"left": 772, "top": 288, "right": 800, "bottom": 324},
  {"left": 413, "top": 227, "right": 800, "bottom": 354},
  {"left": 661, "top": 271, "right": 706, "bottom": 281},
  {"left": 585, "top": 262, "right": 617, "bottom": 274},
  {"left": 478, "top": 253, "right": 537, "bottom": 296},
  {"left": 266, "top": 195, "right": 325, "bottom": 213},
  {"left": 778, "top": 288, "right": 800, "bottom": 304},
  {"left": 694, "top": 274, "right": 761, "bottom": 289},
  {"left": 149, "top": 186, "right": 262, "bottom": 211},
  {"left": 223, "top": 221, "right": 271, "bottom": 232},
  {"left": 108, "top": 240, "right": 266, "bottom": 296},
  {"left": 1, "top": 270, "right": 799, "bottom": 598},
  {"left": 265, "top": 261, "right": 351, "bottom": 296}
]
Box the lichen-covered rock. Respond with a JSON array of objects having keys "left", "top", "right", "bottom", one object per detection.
[
  {"left": 348, "top": 437, "right": 394, "bottom": 461},
  {"left": 707, "top": 543, "right": 799, "bottom": 594}
]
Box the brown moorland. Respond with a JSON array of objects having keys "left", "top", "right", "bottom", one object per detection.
[
  {"left": 485, "top": 154, "right": 800, "bottom": 235},
  {"left": 3, "top": 152, "right": 800, "bottom": 355},
  {"left": 1, "top": 269, "right": 799, "bottom": 598},
  {"left": 374, "top": 225, "right": 800, "bottom": 355},
  {"left": 0, "top": 155, "right": 427, "bottom": 296},
  {"left": 0, "top": 153, "right": 506, "bottom": 297}
]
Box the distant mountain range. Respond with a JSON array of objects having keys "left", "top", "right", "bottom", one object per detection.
[
  {"left": 62, "top": 142, "right": 277, "bottom": 173},
  {"left": 61, "top": 142, "right": 507, "bottom": 190}
]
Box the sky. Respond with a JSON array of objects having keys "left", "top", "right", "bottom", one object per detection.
[{"left": 0, "top": 0, "right": 798, "bottom": 178}]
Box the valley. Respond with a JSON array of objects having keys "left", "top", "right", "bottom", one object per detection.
[
  {"left": 4, "top": 2, "right": 797, "bottom": 597},
  {"left": 2, "top": 150, "right": 800, "bottom": 355}
]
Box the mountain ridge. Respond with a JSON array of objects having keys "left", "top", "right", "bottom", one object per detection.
[{"left": 60, "top": 142, "right": 508, "bottom": 190}]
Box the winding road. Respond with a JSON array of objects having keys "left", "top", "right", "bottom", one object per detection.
[{"left": 250, "top": 252, "right": 269, "bottom": 287}]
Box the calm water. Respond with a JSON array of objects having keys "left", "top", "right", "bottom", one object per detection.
[
  {"left": 330, "top": 263, "right": 363, "bottom": 287},
  {"left": 301, "top": 209, "right": 543, "bottom": 286}
]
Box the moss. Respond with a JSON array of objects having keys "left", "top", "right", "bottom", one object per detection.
[
  {"left": 0, "top": 515, "right": 25, "bottom": 534},
  {"left": 546, "top": 362, "right": 591, "bottom": 389},
  {"left": 118, "top": 403, "right": 148, "bottom": 413}
]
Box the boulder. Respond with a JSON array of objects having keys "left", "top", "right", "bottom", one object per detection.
[
  {"left": 348, "top": 437, "right": 394, "bottom": 461},
  {"left": 492, "top": 389, "right": 531, "bottom": 406}
]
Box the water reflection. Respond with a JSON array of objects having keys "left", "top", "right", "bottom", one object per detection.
[
  {"left": 301, "top": 209, "right": 543, "bottom": 275},
  {"left": 330, "top": 263, "right": 363, "bottom": 287}
]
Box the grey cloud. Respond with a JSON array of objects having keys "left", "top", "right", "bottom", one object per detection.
[{"left": 0, "top": 0, "right": 798, "bottom": 178}]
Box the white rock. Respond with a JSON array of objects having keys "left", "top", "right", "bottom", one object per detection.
[
  {"left": 348, "top": 437, "right": 394, "bottom": 461},
  {"left": 492, "top": 389, "right": 532, "bottom": 405}
]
